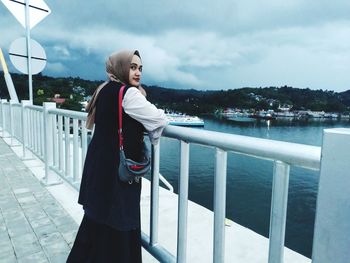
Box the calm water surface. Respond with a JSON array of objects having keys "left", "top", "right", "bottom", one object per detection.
[{"left": 155, "top": 117, "right": 350, "bottom": 258}]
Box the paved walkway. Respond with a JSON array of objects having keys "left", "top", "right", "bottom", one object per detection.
[{"left": 0, "top": 139, "right": 78, "bottom": 263}]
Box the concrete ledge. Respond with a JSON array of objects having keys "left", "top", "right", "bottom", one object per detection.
[{"left": 140, "top": 180, "right": 311, "bottom": 263}]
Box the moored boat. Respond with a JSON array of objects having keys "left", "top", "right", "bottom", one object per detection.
[{"left": 166, "top": 113, "right": 205, "bottom": 127}]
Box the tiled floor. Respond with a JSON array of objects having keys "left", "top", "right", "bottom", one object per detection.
[{"left": 0, "top": 139, "right": 77, "bottom": 263}]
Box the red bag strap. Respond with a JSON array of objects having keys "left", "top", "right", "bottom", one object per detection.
[{"left": 118, "top": 85, "right": 126, "bottom": 149}]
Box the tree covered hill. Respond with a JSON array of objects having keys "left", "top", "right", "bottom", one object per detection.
[{"left": 0, "top": 72, "right": 349, "bottom": 114}]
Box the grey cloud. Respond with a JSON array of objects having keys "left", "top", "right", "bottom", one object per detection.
[
  {"left": 1, "top": 0, "right": 350, "bottom": 91},
  {"left": 45, "top": 0, "right": 350, "bottom": 36}
]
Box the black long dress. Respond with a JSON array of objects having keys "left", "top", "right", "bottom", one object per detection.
[{"left": 67, "top": 81, "right": 144, "bottom": 263}]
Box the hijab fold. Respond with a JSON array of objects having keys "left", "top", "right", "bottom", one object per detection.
[{"left": 85, "top": 50, "right": 140, "bottom": 129}]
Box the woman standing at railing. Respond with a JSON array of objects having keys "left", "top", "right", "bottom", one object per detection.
[{"left": 67, "top": 50, "right": 168, "bottom": 263}]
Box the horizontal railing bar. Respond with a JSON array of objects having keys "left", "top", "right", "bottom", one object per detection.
[
  {"left": 163, "top": 125, "right": 321, "bottom": 170},
  {"left": 48, "top": 108, "right": 87, "bottom": 120},
  {"left": 159, "top": 173, "right": 174, "bottom": 192},
  {"left": 141, "top": 232, "right": 176, "bottom": 263}
]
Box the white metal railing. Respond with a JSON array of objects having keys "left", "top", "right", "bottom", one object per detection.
[
  {"left": 1, "top": 98, "right": 350, "bottom": 263},
  {"left": 159, "top": 125, "right": 321, "bottom": 263}
]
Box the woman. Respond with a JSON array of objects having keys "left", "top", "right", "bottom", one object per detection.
[{"left": 67, "top": 50, "right": 168, "bottom": 262}]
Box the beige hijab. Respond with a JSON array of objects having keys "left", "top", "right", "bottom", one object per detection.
[{"left": 85, "top": 50, "right": 141, "bottom": 129}]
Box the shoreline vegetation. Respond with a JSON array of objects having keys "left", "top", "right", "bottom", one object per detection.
[{"left": 1, "top": 73, "right": 350, "bottom": 118}]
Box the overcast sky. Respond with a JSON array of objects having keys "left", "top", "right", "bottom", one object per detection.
[{"left": 1, "top": 0, "right": 350, "bottom": 92}]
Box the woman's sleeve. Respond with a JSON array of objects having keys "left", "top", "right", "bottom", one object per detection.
[{"left": 122, "top": 87, "right": 169, "bottom": 144}]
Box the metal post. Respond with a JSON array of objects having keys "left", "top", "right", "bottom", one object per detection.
[
  {"left": 3, "top": 101, "right": 10, "bottom": 138},
  {"left": 177, "top": 141, "right": 190, "bottom": 263},
  {"left": 9, "top": 100, "right": 14, "bottom": 145},
  {"left": 150, "top": 143, "right": 160, "bottom": 246},
  {"left": 52, "top": 114, "right": 58, "bottom": 167},
  {"left": 73, "top": 118, "right": 79, "bottom": 182},
  {"left": 58, "top": 115, "right": 64, "bottom": 171},
  {"left": 25, "top": 0, "right": 33, "bottom": 103},
  {"left": 213, "top": 148, "right": 227, "bottom": 263},
  {"left": 40, "top": 111, "right": 45, "bottom": 158},
  {"left": 21, "top": 100, "right": 31, "bottom": 159},
  {"left": 81, "top": 122, "right": 88, "bottom": 166},
  {"left": 33, "top": 110, "right": 37, "bottom": 152},
  {"left": 64, "top": 116, "right": 71, "bottom": 178},
  {"left": 268, "top": 161, "right": 290, "bottom": 263},
  {"left": 34, "top": 111, "right": 39, "bottom": 153},
  {"left": 312, "top": 128, "right": 350, "bottom": 263},
  {"left": 42, "top": 102, "right": 59, "bottom": 185}
]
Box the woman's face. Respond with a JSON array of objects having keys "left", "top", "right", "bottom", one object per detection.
[{"left": 129, "top": 55, "right": 142, "bottom": 86}]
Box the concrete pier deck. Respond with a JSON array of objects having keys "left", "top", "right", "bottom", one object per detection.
[{"left": 0, "top": 137, "right": 157, "bottom": 262}]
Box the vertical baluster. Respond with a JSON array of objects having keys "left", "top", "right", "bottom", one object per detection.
[
  {"left": 9, "top": 101, "right": 14, "bottom": 145},
  {"left": 73, "top": 118, "right": 79, "bottom": 182},
  {"left": 28, "top": 108, "right": 32, "bottom": 149},
  {"left": 21, "top": 101, "right": 30, "bottom": 159},
  {"left": 81, "top": 121, "right": 88, "bottom": 168},
  {"left": 268, "top": 161, "right": 290, "bottom": 263},
  {"left": 64, "top": 116, "right": 71, "bottom": 178},
  {"left": 14, "top": 106, "right": 19, "bottom": 141},
  {"left": 177, "top": 141, "right": 190, "bottom": 263},
  {"left": 30, "top": 109, "right": 34, "bottom": 150},
  {"left": 40, "top": 111, "right": 45, "bottom": 158},
  {"left": 42, "top": 103, "right": 56, "bottom": 184},
  {"left": 150, "top": 143, "right": 160, "bottom": 246},
  {"left": 58, "top": 115, "right": 64, "bottom": 172},
  {"left": 33, "top": 110, "right": 39, "bottom": 154},
  {"left": 52, "top": 114, "right": 58, "bottom": 167},
  {"left": 37, "top": 111, "right": 41, "bottom": 155},
  {"left": 213, "top": 148, "right": 227, "bottom": 263}
]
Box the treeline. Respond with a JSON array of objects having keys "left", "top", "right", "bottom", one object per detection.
[
  {"left": 146, "top": 85, "right": 350, "bottom": 114},
  {"left": 1, "top": 72, "right": 350, "bottom": 114},
  {"left": 0, "top": 73, "right": 102, "bottom": 111}
]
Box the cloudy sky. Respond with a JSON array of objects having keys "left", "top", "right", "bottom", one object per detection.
[{"left": 1, "top": 0, "right": 350, "bottom": 92}]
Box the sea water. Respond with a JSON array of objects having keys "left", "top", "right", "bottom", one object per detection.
[{"left": 156, "top": 117, "right": 350, "bottom": 258}]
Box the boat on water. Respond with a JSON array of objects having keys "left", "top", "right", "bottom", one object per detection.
[
  {"left": 228, "top": 116, "right": 256, "bottom": 123},
  {"left": 226, "top": 112, "right": 256, "bottom": 123},
  {"left": 250, "top": 110, "right": 276, "bottom": 120},
  {"left": 166, "top": 113, "right": 205, "bottom": 127}
]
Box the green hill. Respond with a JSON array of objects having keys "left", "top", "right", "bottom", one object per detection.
[{"left": 0, "top": 72, "right": 349, "bottom": 114}]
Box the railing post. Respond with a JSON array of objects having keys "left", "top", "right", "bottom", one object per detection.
[
  {"left": 213, "top": 148, "right": 227, "bottom": 263},
  {"left": 150, "top": 143, "right": 160, "bottom": 246},
  {"left": 9, "top": 100, "right": 14, "bottom": 145},
  {"left": 42, "top": 102, "right": 61, "bottom": 185},
  {"left": 72, "top": 118, "right": 80, "bottom": 182},
  {"left": 21, "top": 100, "right": 32, "bottom": 159},
  {"left": 268, "top": 161, "right": 290, "bottom": 263},
  {"left": 58, "top": 115, "right": 64, "bottom": 171},
  {"left": 81, "top": 121, "right": 88, "bottom": 166},
  {"left": 177, "top": 141, "right": 190, "bottom": 263},
  {"left": 64, "top": 116, "right": 71, "bottom": 178},
  {"left": 312, "top": 128, "right": 350, "bottom": 263},
  {"left": 1, "top": 99, "right": 9, "bottom": 138}
]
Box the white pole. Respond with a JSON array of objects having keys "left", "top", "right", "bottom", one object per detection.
[
  {"left": 0, "top": 48, "right": 19, "bottom": 103},
  {"left": 25, "top": 0, "right": 33, "bottom": 103}
]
